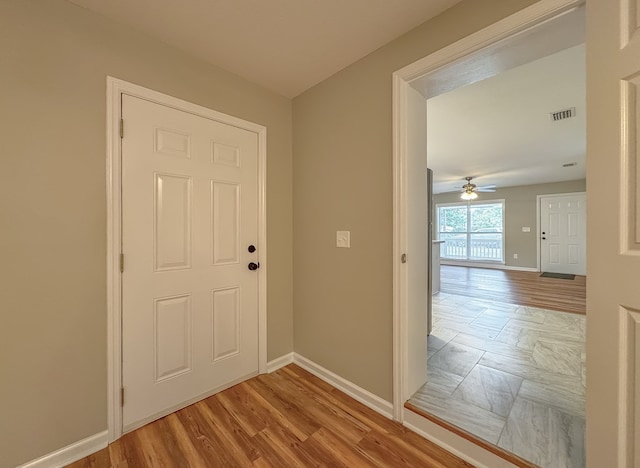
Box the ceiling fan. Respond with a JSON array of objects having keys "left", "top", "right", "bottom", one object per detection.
[{"left": 460, "top": 176, "right": 496, "bottom": 200}]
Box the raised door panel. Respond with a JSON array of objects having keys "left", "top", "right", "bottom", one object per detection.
[
  {"left": 623, "top": 0, "right": 640, "bottom": 44},
  {"left": 212, "top": 141, "right": 240, "bottom": 168},
  {"left": 211, "top": 181, "right": 240, "bottom": 265},
  {"left": 212, "top": 287, "right": 240, "bottom": 361},
  {"left": 548, "top": 212, "right": 560, "bottom": 237},
  {"left": 621, "top": 307, "right": 640, "bottom": 468},
  {"left": 549, "top": 244, "right": 561, "bottom": 265},
  {"left": 567, "top": 212, "right": 579, "bottom": 238},
  {"left": 567, "top": 244, "right": 579, "bottom": 266},
  {"left": 154, "top": 294, "right": 192, "bottom": 381},
  {"left": 154, "top": 173, "right": 192, "bottom": 271},
  {"left": 155, "top": 128, "right": 191, "bottom": 159},
  {"left": 624, "top": 74, "right": 640, "bottom": 249}
]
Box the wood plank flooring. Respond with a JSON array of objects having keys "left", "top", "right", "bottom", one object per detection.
[
  {"left": 440, "top": 265, "right": 586, "bottom": 314},
  {"left": 68, "top": 365, "right": 471, "bottom": 468}
]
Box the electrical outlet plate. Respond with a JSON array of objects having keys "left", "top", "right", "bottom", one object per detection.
[{"left": 336, "top": 230, "right": 350, "bottom": 248}]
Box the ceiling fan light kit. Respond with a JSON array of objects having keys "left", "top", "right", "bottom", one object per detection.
[
  {"left": 461, "top": 190, "right": 478, "bottom": 200},
  {"left": 459, "top": 176, "right": 495, "bottom": 200}
]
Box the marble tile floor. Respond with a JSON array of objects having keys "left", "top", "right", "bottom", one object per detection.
[{"left": 409, "top": 292, "right": 586, "bottom": 468}]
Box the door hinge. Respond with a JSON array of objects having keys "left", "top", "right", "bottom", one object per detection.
[
  {"left": 120, "top": 253, "right": 124, "bottom": 273},
  {"left": 401, "top": 253, "right": 407, "bottom": 264},
  {"left": 121, "top": 387, "right": 125, "bottom": 406},
  {"left": 119, "top": 118, "right": 124, "bottom": 139}
]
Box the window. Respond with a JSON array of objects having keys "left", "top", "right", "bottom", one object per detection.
[{"left": 436, "top": 201, "right": 504, "bottom": 262}]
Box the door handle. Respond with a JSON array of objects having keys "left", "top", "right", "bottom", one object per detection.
[
  {"left": 542, "top": 237, "right": 546, "bottom": 240},
  {"left": 248, "top": 262, "right": 260, "bottom": 271}
]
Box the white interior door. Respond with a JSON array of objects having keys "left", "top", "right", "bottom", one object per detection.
[
  {"left": 121, "top": 94, "right": 260, "bottom": 431},
  {"left": 587, "top": 0, "right": 640, "bottom": 466},
  {"left": 539, "top": 193, "right": 586, "bottom": 275},
  {"left": 404, "top": 85, "right": 428, "bottom": 401}
]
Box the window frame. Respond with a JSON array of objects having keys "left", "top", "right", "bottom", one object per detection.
[{"left": 435, "top": 199, "right": 506, "bottom": 264}]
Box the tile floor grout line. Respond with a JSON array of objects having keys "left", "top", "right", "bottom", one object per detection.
[{"left": 417, "top": 292, "right": 585, "bottom": 466}]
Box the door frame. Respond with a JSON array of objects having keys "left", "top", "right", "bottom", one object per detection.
[
  {"left": 392, "top": 0, "right": 583, "bottom": 454},
  {"left": 536, "top": 191, "right": 586, "bottom": 273},
  {"left": 106, "top": 77, "right": 267, "bottom": 442}
]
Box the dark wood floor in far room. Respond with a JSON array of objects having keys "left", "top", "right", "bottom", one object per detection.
[{"left": 440, "top": 265, "right": 586, "bottom": 314}]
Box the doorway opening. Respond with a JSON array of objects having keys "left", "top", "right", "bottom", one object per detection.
[{"left": 393, "top": 2, "right": 586, "bottom": 467}]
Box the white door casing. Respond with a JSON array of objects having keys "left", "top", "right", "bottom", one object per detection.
[
  {"left": 586, "top": 0, "right": 640, "bottom": 466},
  {"left": 539, "top": 193, "right": 586, "bottom": 275},
  {"left": 107, "top": 78, "right": 267, "bottom": 441}
]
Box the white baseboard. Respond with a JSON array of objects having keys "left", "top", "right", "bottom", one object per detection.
[
  {"left": 497, "top": 265, "right": 538, "bottom": 272},
  {"left": 441, "top": 260, "right": 538, "bottom": 272},
  {"left": 267, "top": 352, "right": 294, "bottom": 373},
  {"left": 17, "top": 431, "right": 108, "bottom": 468},
  {"left": 292, "top": 353, "right": 393, "bottom": 419}
]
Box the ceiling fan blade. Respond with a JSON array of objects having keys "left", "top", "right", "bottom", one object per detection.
[
  {"left": 476, "top": 184, "right": 497, "bottom": 190},
  {"left": 476, "top": 188, "right": 496, "bottom": 192}
]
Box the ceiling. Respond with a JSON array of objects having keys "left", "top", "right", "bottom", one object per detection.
[
  {"left": 427, "top": 43, "right": 586, "bottom": 194},
  {"left": 63, "top": 0, "right": 585, "bottom": 192},
  {"left": 67, "top": 0, "right": 463, "bottom": 98}
]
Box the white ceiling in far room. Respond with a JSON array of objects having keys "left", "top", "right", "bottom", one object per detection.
[{"left": 427, "top": 44, "right": 585, "bottom": 194}]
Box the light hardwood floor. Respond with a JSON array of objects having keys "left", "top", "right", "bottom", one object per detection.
[
  {"left": 409, "top": 292, "right": 586, "bottom": 468},
  {"left": 69, "top": 365, "right": 471, "bottom": 468},
  {"left": 440, "top": 265, "right": 586, "bottom": 315}
]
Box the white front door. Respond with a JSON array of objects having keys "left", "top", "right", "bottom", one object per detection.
[
  {"left": 587, "top": 0, "right": 640, "bottom": 465},
  {"left": 121, "top": 94, "right": 260, "bottom": 431},
  {"left": 539, "top": 193, "right": 586, "bottom": 275}
]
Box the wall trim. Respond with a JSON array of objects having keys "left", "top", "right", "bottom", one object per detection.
[
  {"left": 106, "top": 76, "right": 268, "bottom": 443},
  {"left": 395, "top": 0, "right": 584, "bottom": 83},
  {"left": 293, "top": 353, "right": 394, "bottom": 419},
  {"left": 441, "top": 260, "right": 538, "bottom": 272},
  {"left": 16, "top": 431, "right": 108, "bottom": 468},
  {"left": 267, "top": 352, "right": 294, "bottom": 373}
]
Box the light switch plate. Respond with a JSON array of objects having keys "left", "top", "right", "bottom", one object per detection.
[
  {"left": 336, "top": 230, "right": 350, "bottom": 248},
  {"left": 522, "top": 227, "right": 531, "bottom": 232}
]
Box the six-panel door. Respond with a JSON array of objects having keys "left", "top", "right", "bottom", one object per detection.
[{"left": 121, "top": 94, "right": 259, "bottom": 431}]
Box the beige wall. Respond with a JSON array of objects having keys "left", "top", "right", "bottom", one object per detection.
[
  {"left": 0, "top": 1, "right": 292, "bottom": 466},
  {"left": 433, "top": 179, "right": 587, "bottom": 268},
  {"left": 292, "top": 0, "right": 539, "bottom": 402}
]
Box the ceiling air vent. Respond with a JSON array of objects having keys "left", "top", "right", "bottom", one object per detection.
[
  {"left": 563, "top": 162, "right": 578, "bottom": 168},
  {"left": 550, "top": 107, "right": 576, "bottom": 121}
]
